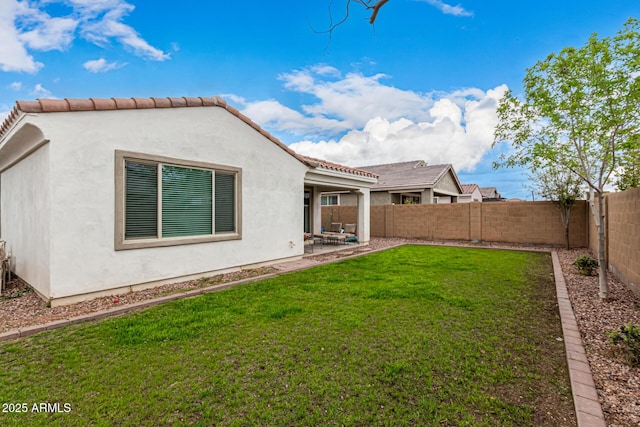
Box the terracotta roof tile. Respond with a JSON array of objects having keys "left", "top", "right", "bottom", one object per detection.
[
  {"left": 0, "top": 95, "right": 374, "bottom": 180},
  {"left": 461, "top": 184, "right": 479, "bottom": 194},
  {"left": 69, "top": 99, "right": 95, "bottom": 111},
  {"left": 91, "top": 98, "right": 118, "bottom": 110},
  {"left": 113, "top": 98, "right": 137, "bottom": 109},
  {"left": 132, "top": 98, "right": 155, "bottom": 109},
  {"left": 301, "top": 155, "right": 378, "bottom": 179},
  {"left": 39, "top": 99, "right": 69, "bottom": 112},
  {"left": 151, "top": 97, "right": 171, "bottom": 108},
  {"left": 200, "top": 97, "right": 218, "bottom": 107},
  {"left": 184, "top": 97, "right": 204, "bottom": 107},
  {"left": 15, "top": 100, "right": 41, "bottom": 113}
]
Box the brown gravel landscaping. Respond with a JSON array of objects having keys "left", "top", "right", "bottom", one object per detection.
[{"left": 1, "top": 237, "right": 638, "bottom": 426}]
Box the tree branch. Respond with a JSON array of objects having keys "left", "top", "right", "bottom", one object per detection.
[{"left": 368, "top": 0, "right": 390, "bottom": 24}]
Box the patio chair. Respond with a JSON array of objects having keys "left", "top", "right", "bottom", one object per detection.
[
  {"left": 342, "top": 223, "right": 359, "bottom": 243},
  {"left": 314, "top": 222, "right": 347, "bottom": 244}
]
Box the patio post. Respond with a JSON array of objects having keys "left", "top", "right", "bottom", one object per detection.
[
  {"left": 312, "top": 188, "right": 323, "bottom": 235},
  {"left": 356, "top": 188, "right": 370, "bottom": 243}
]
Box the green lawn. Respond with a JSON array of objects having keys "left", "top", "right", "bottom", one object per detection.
[{"left": 0, "top": 245, "right": 574, "bottom": 426}]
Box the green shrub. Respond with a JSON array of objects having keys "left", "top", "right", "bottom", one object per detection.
[
  {"left": 609, "top": 323, "right": 640, "bottom": 367},
  {"left": 572, "top": 254, "right": 598, "bottom": 275}
]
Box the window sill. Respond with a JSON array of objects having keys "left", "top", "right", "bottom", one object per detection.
[{"left": 115, "top": 233, "right": 241, "bottom": 251}]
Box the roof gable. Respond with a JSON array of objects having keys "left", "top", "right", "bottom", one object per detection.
[
  {"left": 0, "top": 96, "right": 375, "bottom": 179},
  {"left": 358, "top": 160, "right": 458, "bottom": 189},
  {"left": 479, "top": 187, "right": 501, "bottom": 198},
  {"left": 461, "top": 184, "right": 479, "bottom": 194}
]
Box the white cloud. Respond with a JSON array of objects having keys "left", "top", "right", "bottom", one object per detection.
[
  {"left": 9, "top": 81, "right": 22, "bottom": 90},
  {"left": 16, "top": 0, "right": 78, "bottom": 51},
  {"left": 30, "top": 83, "right": 55, "bottom": 99},
  {"left": 419, "top": 0, "right": 474, "bottom": 17},
  {"left": 243, "top": 99, "right": 350, "bottom": 136},
  {"left": 0, "top": 109, "right": 12, "bottom": 124},
  {"left": 0, "top": 0, "right": 168, "bottom": 74},
  {"left": 236, "top": 66, "right": 507, "bottom": 173},
  {"left": 83, "top": 57, "right": 124, "bottom": 72},
  {"left": 0, "top": 0, "right": 43, "bottom": 72},
  {"left": 79, "top": 3, "right": 170, "bottom": 61},
  {"left": 249, "top": 66, "right": 436, "bottom": 134}
]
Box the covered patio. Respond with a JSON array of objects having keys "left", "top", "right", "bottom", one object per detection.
[{"left": 301, "top": 157, "right": 378, "bottom": 245}]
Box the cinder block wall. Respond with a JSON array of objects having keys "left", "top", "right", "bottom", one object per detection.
[
  {"left": 480, "top": 201, "right": 588, "bottom": 246},
  {"left": 328, "top": 201, "right": 587, "bottom": 246},
  {"left": 590, "top": 188, "right": 640, "bottom": 294},
  {"left": 321, "top": 206, "right": 358, "bottom": 230}
]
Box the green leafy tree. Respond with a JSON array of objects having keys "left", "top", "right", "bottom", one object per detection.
[
  {"left": 493, "top": 18, "right": 640, "bottom": 300},
  {"left": 529, "top": 165, "right": 583, "bottom": 249},
  {"left": 616, "top": 144, "right": 640, "bottom": 191}
]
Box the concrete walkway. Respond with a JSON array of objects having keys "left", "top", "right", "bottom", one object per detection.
[{"left": 0, "top": 244, "right": 607, "bottom": 427}]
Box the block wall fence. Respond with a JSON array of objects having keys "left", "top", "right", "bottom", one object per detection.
[
  {"left": 322, "top": 188, "right": 640, "bottom": 295},
  {"left": 594, "top": 188, "right": 640, "bottom": 295}
]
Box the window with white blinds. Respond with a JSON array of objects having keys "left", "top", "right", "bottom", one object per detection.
[{"left": 116, "top": 151, "right": 240, "bottom": 249}]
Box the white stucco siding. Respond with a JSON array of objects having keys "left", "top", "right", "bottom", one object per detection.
[
  {"left": 371, "top": 192, "right": 392, "bottom": 205},
  {"left": 39, "top": 107, "right": 306, "bottom": 298},
  {"left": 434, "top": 170, "right": 460, "bottom": 195},
  {"left": 1, "top": 143, "right": 51, "bottom": 296},
  {"left": 459, "top": 188, "right": 483, "bottom": 203}
]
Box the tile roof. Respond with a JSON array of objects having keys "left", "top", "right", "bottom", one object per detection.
[
  {"left": 357, "top": 160, "right": 455, "bottom": 189},
  {"left": 479, "top": 187, "right": 501, "bottom": 198},
  {"left": 301, "top": 155, "right": 378, "bottom": 179},
  {"left": 0, "top": 96, "right": 375, "bottom": 179},
  {"left": 461, "top": 183, "right": 479, "bottom": 194}
]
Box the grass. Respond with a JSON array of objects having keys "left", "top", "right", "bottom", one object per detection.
[{"left": 0, "top": 245, "right": 574, "bottom": 426}]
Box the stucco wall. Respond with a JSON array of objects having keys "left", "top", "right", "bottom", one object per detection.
[
  {"left": 371, "top": 191, "right": 392, "bottom": 205},
  {"left": 1, "top": 143, "right": 51, "bottom": 296},
  {"left": 31, "top": 107, "right": 308, "bottom": 299},
  {"left": 338, "top": 193, "right": 358, "bottom": 206},
  {"left": 434, "top": 170, "right": 459, "bottom": 194},
  {"left": 459, "top": 188, "right": 483, "bottom": 203}
]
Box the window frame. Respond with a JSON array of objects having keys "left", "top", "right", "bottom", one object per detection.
[
  {"left": 321, "top": 194, "right": 340, "bottom": 206},
  {"left": 401, "top": 194, "right": 421, "bottom": 204},
  {"left": 115, "top": 150, "right": 242, "bottom": 250}
]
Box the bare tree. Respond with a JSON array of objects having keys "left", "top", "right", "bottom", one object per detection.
[
  {"left": 529, "top": 165, "right": 583, "bottom": 249},
  {"left": 311, "top": 0, "right": 391, "bottom": 36}
]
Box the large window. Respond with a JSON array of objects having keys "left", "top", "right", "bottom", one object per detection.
[{"left": 115, "top": 151, "right": 241, "bottom": 250}]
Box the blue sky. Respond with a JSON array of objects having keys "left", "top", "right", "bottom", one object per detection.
[{"left": 1, "top": 1, "right": 639, "bottom": 199}]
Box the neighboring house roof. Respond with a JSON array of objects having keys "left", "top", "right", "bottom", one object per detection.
[
  {"left": 0, "top": 96, "right": 377, "bottom": 179},
  {"left": 461, "top": 183, "right": 479, "bottom": 195},
  {"left": 479, "top": 187, "right": 501, "bottom": 199},
  {"left": 357, "top": 160, "right": 462, "bottom": 192}
]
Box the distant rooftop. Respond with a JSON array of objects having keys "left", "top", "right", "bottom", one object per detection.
[
  {"left": 461, "top": 184, "right": 479, "bottom": 195},
  {"left": 358, "top": 160, "right": 456, "bottom": 189},
  {"left": 479, "top": 187, "right": 502, "bottom": 199}
]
